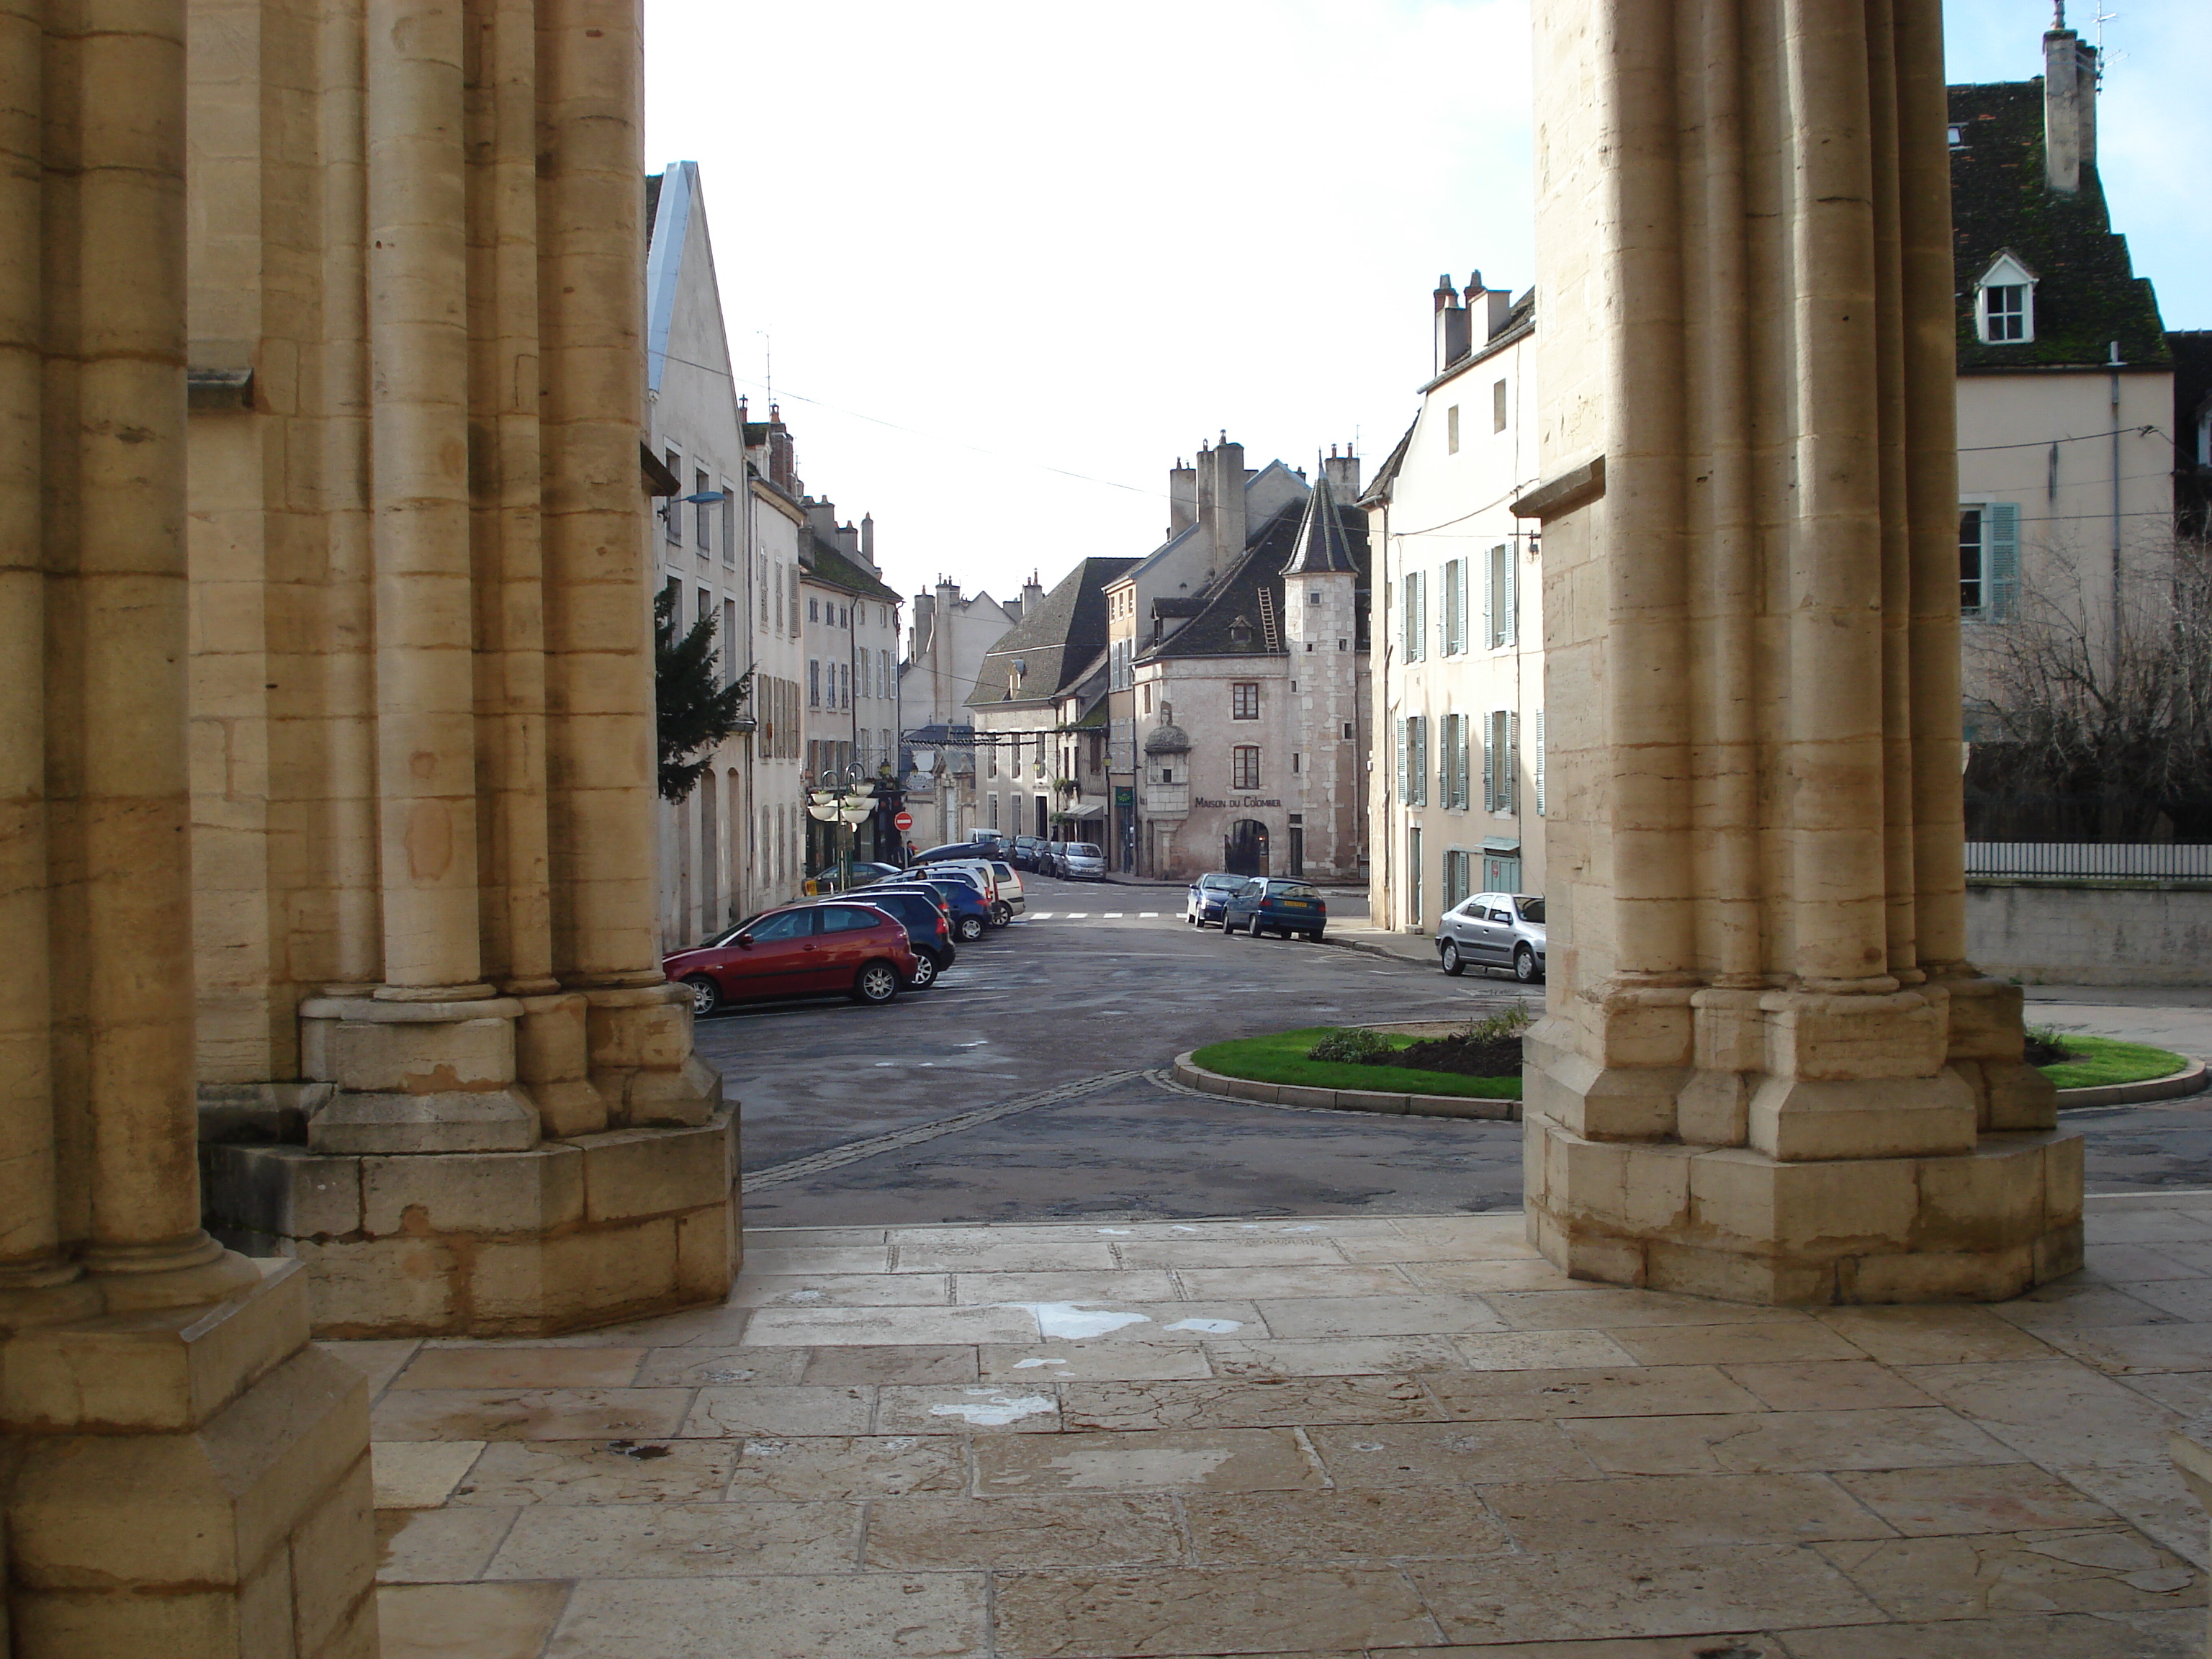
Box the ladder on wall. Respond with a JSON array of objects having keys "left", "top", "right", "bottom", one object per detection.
[{"left": 1256, "top": 586, "right": 1281, "bottom": 653}]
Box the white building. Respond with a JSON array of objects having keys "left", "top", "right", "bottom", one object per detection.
[
  {"left": 798, "top": 505, "right": 903, "bottom": 873},
  {"left": 645, "top": 163, "right": 752, "bottom": 949},
  {"left": 739, "top": 405, "right": 808, "bottom": 915},
  {"left": 1362, "top": 275, "right": 1543, "bottom": 934}
]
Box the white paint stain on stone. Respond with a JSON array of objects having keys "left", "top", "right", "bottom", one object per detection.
[
  {"left": 1164, "top": 1318, "right": 1244, "bottom": 1334},
  {"left": 1000, "top": 1303, "right": 1154, "bottom": 1340},
  {"left": 927, "top": 1390, "right": 1056, "bottom": 1426},
  {"left": 1011, "top": 1357, "right": 1068, "bottom": 1369}
]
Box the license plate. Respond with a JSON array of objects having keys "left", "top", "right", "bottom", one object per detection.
[{"left": 1280, "top": 900, "right": 1314, "bottom": 909}]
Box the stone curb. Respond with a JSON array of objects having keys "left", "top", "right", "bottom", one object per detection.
[
  {"left": 1170, "top": 1051, "right": 1520, "bottom": 1123},
  {"left": 2056, "top": 1057, "right": 2207, "bottom": 1111}
]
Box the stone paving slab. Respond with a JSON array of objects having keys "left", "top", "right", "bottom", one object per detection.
[{"left": 351, "top": 1205, "right": 2212, "bottom": 1658}]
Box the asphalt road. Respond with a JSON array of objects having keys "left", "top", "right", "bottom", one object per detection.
[{"left": 688, "top": 871, "right": 2212, "bottom": 1229}]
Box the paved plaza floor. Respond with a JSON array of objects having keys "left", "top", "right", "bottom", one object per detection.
[{"left": 359, "top": 1194, "right": 2212, "bottom": 1658}]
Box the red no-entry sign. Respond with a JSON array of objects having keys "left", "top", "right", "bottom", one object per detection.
[{"left": 894, "top": 810, "right": 913, "bottom": 831}]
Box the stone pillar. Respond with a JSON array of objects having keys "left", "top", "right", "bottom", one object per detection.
[
  {"left": 1, "top": 4, "right": 377, "bottom": 1652},
  {"left": 1520, "top": 0, "right": 2080, "bottom": 1303},
  {"left": 189, "top": 0, "right": 735, "bottom": 1336}
]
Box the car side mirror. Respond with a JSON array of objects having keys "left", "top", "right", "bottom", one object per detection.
[{"left": 735, "top": 935, "right": 754, "bottom": 949}]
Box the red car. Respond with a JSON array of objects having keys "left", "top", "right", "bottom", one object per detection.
[{"left": 665, "top": 900, "right": 918, "bottom": 1015}]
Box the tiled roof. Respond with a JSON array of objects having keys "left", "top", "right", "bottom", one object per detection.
[
  {"left": 1281, "top": 470, "right": 1358, "bottom": 575},
  {"left": 966, "top": 557, "right": 1140, "bottom": 711},
  {"left": 1143, "top": 495, "right": 1369, "bottom": 662},
  {"left": 801, "top": 537, "right": 902, "bottom": 605},
  {"left": 1947, "top": 81, "right": 2169, "bottom": 371}
]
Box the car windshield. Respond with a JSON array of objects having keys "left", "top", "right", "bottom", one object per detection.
[
  {"left": 1516, "top": 896, "right": 1545, "bottom": 923},
  {"left": 1199, "top": 874, "right": 1241, "bottom": 890},
  {"left": 1269, "top": 882, "right": 1320, "bottom": 899},
  {"left": 1070, "top": 844, "right": 1101, "bottom": 858}
]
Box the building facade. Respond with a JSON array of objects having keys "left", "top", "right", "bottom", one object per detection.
[
  {"left": 799, "top": 508, "right": 904, "bottom": 872},
  {"left": 899, "top": 580, "right": 1026, "bottom": 847},
  {"left": 1363, "top": 276, "right": 1544, "bottom": 934},
  {"left": 742, "top": 406, "right": 809, "bottom": 915}
]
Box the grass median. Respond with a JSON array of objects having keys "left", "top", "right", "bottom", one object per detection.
[
  {"left": 2037, "top": 1034, "right": 2192, "bottom": 1091},
  {"left": 1190, "top": 1027, "right": 1522, "bottom": 1102}
]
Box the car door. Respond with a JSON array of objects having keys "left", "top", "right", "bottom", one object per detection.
[
  {"left": 1458, "top": 894, "right": 1501, "bottom": 963},
  {"left": 1233, "top": 878, "right": 1264, "bottom": 928},
  {"left": 725, "top": 907, "right": 819, "bottom": 995},
  {"left": 819, "top": 904, "right": 889, "bottom": 986}
]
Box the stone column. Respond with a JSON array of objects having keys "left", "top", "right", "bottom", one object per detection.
[
  {"left": 190, "top": 0, "right": 734, "bottom": 1335},
  {"left": 1, "top": 4, "right": 377, "bottom": 1651},
  {"left": 1520, "top": 0, "right": 2080, "bottom": 1304}
]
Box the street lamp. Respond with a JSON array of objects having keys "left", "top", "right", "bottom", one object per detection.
[{"left": 806, "top": 765, "right": 877, "bottom": 892}]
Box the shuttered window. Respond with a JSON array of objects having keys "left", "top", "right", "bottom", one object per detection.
[{"left": 1534, "top": 709, "right": 1547, "bottom": 817}]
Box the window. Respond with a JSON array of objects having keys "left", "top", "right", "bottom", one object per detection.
[
  {"left": 1232, "top": 747, "right": 1261, "bottom": 790},
  {"left": 664, "top": 451, "right": 680, "bottom": 544},
  {"left": 1291, "top": 752, "right": 1301, "bottom": 773},
  {"left": 1444, "top": 848, "right": 1473, "bottom": 912},
  {"left": 1959, "top": 502, "right": 2018, "bottom": 620},
  {"left": 722, "top": 599, "right": 737, "bottom": 685},
  {"left": 1442, "top": 559, "right": 1465, "bottom": 655},
  {"left": 696, "top": 585, "right": 711, "bottom": 631},
  {"left": 822, "top": 905, "right": 881, "bottom": 933},
  {"left": 1974, "top": 253, "right": 2037, "bottom": 344},
  {"left": 1486, "top": 543, "right": 1516, "bottom": 647},
  {"left": 1534, "top": 709, "right": 1547, "bottom": 817},
  {"left": 745, "top": 909, "right": 814, "bottom": 943},
  {"left": 808, "top": 596, "right": 819, "bottom": 624},
  {"left": 1483, "top": 709, "right": 1519, "bottom": 813},
  {"left": 1343, "top": 721, "right": 1355, "bottom": 739},
  {"left": 721, "top": 492, "right": 735, "bottom": 565},
  {"left": 808, "top": 660, "right": 820, "bottom": 707},
  {"left": 1397, "top": 716, "right": 1429, "bottom": 806},
  {"left": 1231, "top": 682, "right": 1259, "bottom": 720},
  {"left": 789, "top": 567, "right": 801, "bottom": 637},
  {"left": 695, "top": 470, "right": 712, "bottom": 551},
  {"left": 1493, "top": 377, "right": 1509, "bottom": 433},
  {"left": 1447, "top": 405, "right": 1460, "bottom": 454},
  {"left": 1442, "top": 712, "right": 1470, "bottom": 809},
  {"left": 1402, "top": 571, "right": 1425, "bottom": 662},
  {"left": 760, "top": 554, "right": 770, "bottom": 623},
  {"left": 1947, "top": 123, "right": 1966, "bottom": 147}
]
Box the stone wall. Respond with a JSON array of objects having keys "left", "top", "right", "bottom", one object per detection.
[{"left": 1967, "top": 881, "right": 2212, "bottom": 986}]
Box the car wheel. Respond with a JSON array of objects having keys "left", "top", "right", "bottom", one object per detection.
[
  {"left": 681, "top": 974, "right": 721, "bottom": 1015},
  {"left": 1308, "top": 930, "right": 1323, "bottom": 943},
  {"left": 1514, "top": 945, "right": 1544, "bottom": 984},
  {"left": 1440, "top": 941, "right": 1465, "bottom": 977},
  {"left": 852, "top": 961, "right": 901, "bottom": 1004},
  {"left": 906, "top": 954, "right": 938, "bottom": 990},
  {"left": 991, "top": 901, "right": 1012, "bottom": 927},
  {"left": 956, "top": 915, "right": 986, "bottom": 943}
]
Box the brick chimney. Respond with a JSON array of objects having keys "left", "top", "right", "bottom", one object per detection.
[{"left": 2043, "top": 8, "right": 2098, "bottom": 194}]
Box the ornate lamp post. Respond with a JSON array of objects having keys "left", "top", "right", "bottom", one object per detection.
[{"left": 806, "top": 765, "right": 876, "bottom": 891}]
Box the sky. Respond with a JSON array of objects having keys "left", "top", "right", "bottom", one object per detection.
[{"left": 643, "top": 0, "right": 2211, "bottom": 616}]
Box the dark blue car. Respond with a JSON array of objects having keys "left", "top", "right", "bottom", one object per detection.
[
  {"left": 1220, "top": 877, "right": 1328, "bottom": 942},
  {"left": 868, "top": 879, "right": 991, "bottom": 944},
  {"left": 1183, "top": 871, "right": 1244, "bottom": 928}
]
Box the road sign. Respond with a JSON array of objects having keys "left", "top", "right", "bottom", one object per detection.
[{"left": 894, "top": 809, "right": 913, "bottom": 832}]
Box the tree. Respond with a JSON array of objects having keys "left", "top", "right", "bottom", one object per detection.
[
  {"left": 1968, "top": 535, "right": 2212, "bottom": 840},
  {"left": 655, "top": 585, "right": 751, "bottom": 803}
]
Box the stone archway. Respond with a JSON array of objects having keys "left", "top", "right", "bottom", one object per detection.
[{"left": 1225, "top": 819, "right": 1271, "bottom": 876}]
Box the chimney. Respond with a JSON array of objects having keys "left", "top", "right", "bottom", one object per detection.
[
  {"left": 1200, "top": 434, "right": 1247, "bottom": 576},
  {"left": 1433, "top": 274, "right": 1469, "bottom": 374},
  {"left": 1324, "top": 446, "right": 1362, "bottom": 501},
  {"left": 806, "top": 498, "right": 837, "bottom": 543},
  {"left": 860, "top": 513, "right": 876, "bottom": 567},
  {"left": 1169, "top": 458, "right": 1197, "bottom": 538},
  {"left": 835, "top": 521, "right": 860, "bottom": 561},
  {"left": 1021, "top": 570, "right": 1044, "bottom": 619},
  {"left": 2043, "top": 9, "right": 2098, "bottom": 194},
  {"left": 1474, "top": 271, "right": 1514, "bottom": 340}
]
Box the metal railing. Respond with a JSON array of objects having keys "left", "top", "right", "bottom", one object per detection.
[{"left": 1965, "top": 842, "right": 2212, "bottom": 880}]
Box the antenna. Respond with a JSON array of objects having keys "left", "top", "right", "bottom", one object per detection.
[{"left": 757, "top": 331, "right": 773, "bottom": 405}]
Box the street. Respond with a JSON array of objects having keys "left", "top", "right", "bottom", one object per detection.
[{"left": 692, "top": 873, "right": 2212, "bottom": 1230}]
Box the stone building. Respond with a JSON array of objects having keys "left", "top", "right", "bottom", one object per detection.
[
  {"left": 898, "top": 579, "right": 1026, "bottom": 846},
  {"left": 1948, "top": 22, "right": 2175, "bottom": 716},
  {"left": 1364, "top": 275, "right": 1543, "bottom": 933},
  {"left": 739, "top": 404, "right": 811, "bottom": 916},
  {"left": 799, "top": 508, "right": 904, "bottom": 869},
  {"left": 647, "top": 162, "right": 752, "bottom": 948},
  {"left": 966, "top": 559, "right": 1136, "bottom": 843}
]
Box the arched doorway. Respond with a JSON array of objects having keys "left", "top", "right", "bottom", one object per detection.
[{"left": 1224, "top": 819, "right": 1269, "bottom": 876}]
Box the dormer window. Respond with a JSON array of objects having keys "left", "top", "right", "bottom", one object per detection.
[
  {"left": 1974, "top": 252, "right": 2038, "bottom": 344},
  {"left": 1946, "top": 125, "right": 1965, "bottom": 148}
]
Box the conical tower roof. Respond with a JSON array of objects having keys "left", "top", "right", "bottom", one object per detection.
[{"left": 1280, "top": 468, "right": 1357, "bottom": 575}]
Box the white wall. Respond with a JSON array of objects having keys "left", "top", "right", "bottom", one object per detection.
[{"left": 1967, "top": 881, "right": 2212, "bottom": 986}]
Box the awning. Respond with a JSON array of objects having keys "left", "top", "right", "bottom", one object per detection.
[
  {"left": 1482, "top": 837, "right": 1521, "bottom": 856},
  {"left": 1058, "top": 803, "right": 1107, "bottom": 820}
]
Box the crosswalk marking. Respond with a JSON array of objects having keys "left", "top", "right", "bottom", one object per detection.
[
  {"left": 1065, "top": 912, "right": 1089, "bottom": 919},
  {"left": 1030, "top": 912, "right": 1054, "bottom": 920},
  {"left": 1140, "top": 912, "right": 1159, "bottom": 917},
  {"left": 1104, "top": 912, "right": 1124, "bottom": 918}
]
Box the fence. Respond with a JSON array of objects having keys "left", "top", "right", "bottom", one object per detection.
[{"left": 1964, "top": 842, "right": 2212, "bottom": 880}]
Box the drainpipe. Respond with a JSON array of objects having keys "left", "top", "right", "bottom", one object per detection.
[{"left": 2108, "top": 343, "right": 2123, "bottom": 660}]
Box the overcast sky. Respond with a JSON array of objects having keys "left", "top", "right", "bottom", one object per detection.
[{"left": 643, "top": 0, "right": 2209, "bottom": 616}]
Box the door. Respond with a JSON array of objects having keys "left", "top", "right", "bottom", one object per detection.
[
  {"left": 1287, "top": 827, "right": 1305, "bottom": 877},
  {"left": 724, "top": 907, "right": 820, "bottom": 994},
  {"left": 1406, "top": 827, "right": 1423, "bottom": 928},
  {"left": 819, "top": 904, "right": 889, "bottom": 988},
  {"left": 1225, "top": 819, "right": 1269, "bottom": 876}
]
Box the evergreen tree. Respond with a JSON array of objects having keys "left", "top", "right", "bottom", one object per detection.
[{"left": 655, "top": 585, "right": 751, "bottom": 803}]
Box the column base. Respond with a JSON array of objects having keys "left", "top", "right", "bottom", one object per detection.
[
  {"left": 1, "top": 1261, "right": 377, "bottom": 1658},
  {"left": 1524, "top": 1112, "right": 2085, "bottom": 1304},
  {"left": 202, "top": 1106, "right": 741, "bottom": 1337}
]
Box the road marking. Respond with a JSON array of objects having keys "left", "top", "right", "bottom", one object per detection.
[
  {"left": 742, "top": 1070, "right": 1141, "bottom": 1192},
  {"left": 1064, "top": 912, "right": 1089, "bottom": 919},
  {"left": 1030, "top": 912, "right": 1054, "bottom": 920},
  {"left": 1104, "top": 912, "right": 1124, "bottom": 918},
  {"left": 1139, "top": 912, "right": 1159, "bottom": 917}
]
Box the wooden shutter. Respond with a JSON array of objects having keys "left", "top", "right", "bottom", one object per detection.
[
  {"left": 1480, "top": 714, "right": 1495, "bottom": 811},
  {"left": 1499, "top": 545, "right": 1516, "bottom": 646},
  {"left": 1987, "top": 501, "right": 2020, "bottom": 619},
  {"left": 1506, "top": 710, "right": 1519, "bottom": 814},
  {"left": 1396, "top": 719, "right": 1408, "bottom": 802},
  {"left": 1534, "top": 709, "right": 1546, "bottom": 817}
]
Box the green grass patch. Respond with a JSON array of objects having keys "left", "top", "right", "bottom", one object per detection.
[
  {"left": 2036, "top": 1033, "right": 2192, "bottom": 1092},
  {"left": 1190, "top": 1027, "right": 1522, "bottom": 1101}
]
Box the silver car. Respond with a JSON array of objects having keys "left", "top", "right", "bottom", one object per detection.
[
  {"left": 1436, "top": 892, "right": 1545, "bottom": 982},
  {"left": 1056, "top": 841, "right": 1107, "bottom": 880}
]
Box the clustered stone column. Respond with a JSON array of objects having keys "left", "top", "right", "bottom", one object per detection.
[
  {"left": 1520, "top": 0, "right": 2082, "bottom": 1302},
  {"left": 1, "top": 1, "right": 377, "bottom": 1651},
  {"left": 187, "top": 0, "right": 735, "bottom": 1336}
]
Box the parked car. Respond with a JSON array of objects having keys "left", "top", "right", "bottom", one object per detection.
[
  {"left": 1220, "top": 877, "right": 1328, "bottom": 941},
  {"left": 1436, "top": 893, "right": 1546, "bottom": 982},
  {"left": 803, "top": 860, "right": 904, "bottom": 895},
  {"left": 1183, "top": 871, "right": 1244, "bottom": 927},
  {"left": 987, "top": 860, "right": 1025, "bottom": 919},
  {"left": 809, "top": 888, "right": 954, "bottom": 989},
  {"left": 665, "top": 900, "right": 917, "bottom": 1014},
  {"left": 1056, "top": 841, "right": 1107, "bottom": 881},
  {"left": 902, "top": 859, "right": 1005, "bottom": 921},
  {"left": 873, "top": 878, "right": 992, "bottom": 943},
  {"left": 914, "top": 841, "right": 1002, "bottom": 865},
  {"left": 1012, "top": 835, "right": 1050, "bottom": 872}
]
